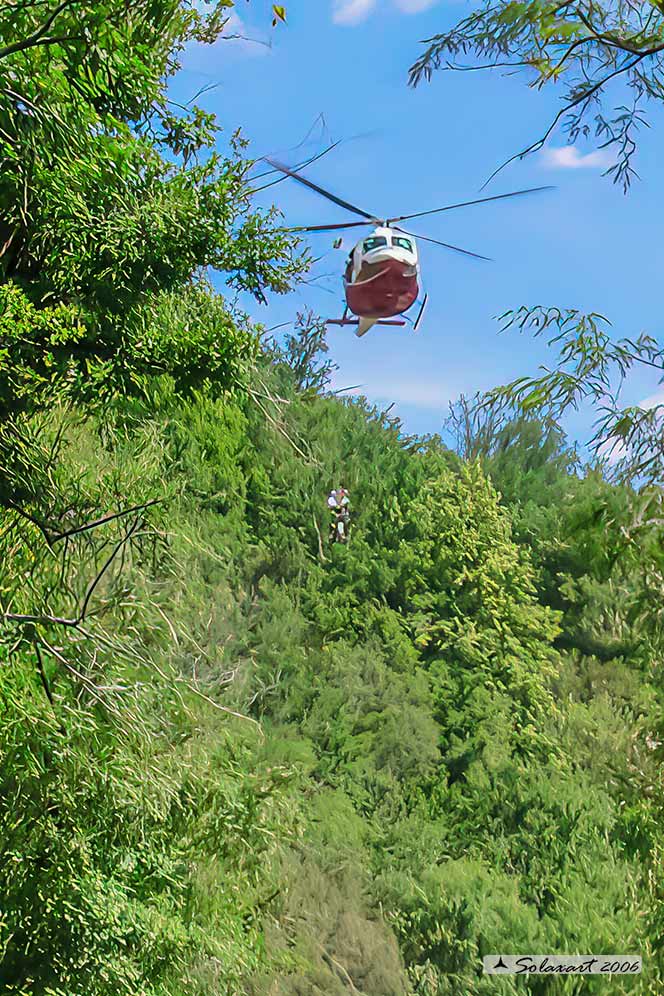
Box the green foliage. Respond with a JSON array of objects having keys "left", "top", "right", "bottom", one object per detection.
[
  {"left": 0, "top": 2, "right": 300, "bottom": 299},
  {"left": 3, "top": 343, "right": 664, "bottom": 992},
  {"left": 482, "top": 306, "right": 664, "bottom": 489},
  {"left": 0, "top": 652, "right": 292, "bottom": 995},
  {"left": 0, "top": 0, "right": 305, "bottom": 300},
  {"left": 0, "top": 281, "right": 260, "bottom": 419},
  {"left": 0, "top": 283, "right": 85, "bottom": 417},
  {"left": 0, "top": 0, "right": 307, "bottom": 426},
  {"left": 1, "top": 6, "right": 664, "bottom": 994}
]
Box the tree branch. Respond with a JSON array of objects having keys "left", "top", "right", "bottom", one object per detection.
[
  {"left": 0, "top": 0, "right": 80, "bottom": 61},
  {"left": 3, "top": 516, "right": 141, "bottom": 628},
  {"left": 53, "top": 498, "right": 162, "bottom": 543},
  {"left": 312, "top": 511, "right": 327, "bottom": 562},
  {"left": 6, "top": 497, "right": 162, "bottom": 546},
  {"left": 481, "top": 53, "right": 645, "bottom": 188},
  {"left": 38, "top": 634, "right": 123, "bottom": 717},
  {"left": 34, "top": 639, "right": 54, "bottom": 705}
]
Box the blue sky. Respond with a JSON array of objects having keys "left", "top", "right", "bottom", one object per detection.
[{"left": 170, "top": 0, "right": 664, "bottom": 444}]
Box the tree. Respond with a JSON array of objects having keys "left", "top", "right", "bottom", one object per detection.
[
  {"left": 410, "top": 0, "right": 664, "bottom": 498},
  {"left": 409, "top": 0, "right": 664, "bottom": 189},
  {"left": 408, "top": 0, "right": 664, "bottom": 492},
  {"left": 265, "top": 309, "right": 337, "bottom": 394},
  {"left": 0, "top": 1, "right": 309, "bottom": 427},
  {"left": 0, "top": 1, "right": 306, "bottom": 306}
]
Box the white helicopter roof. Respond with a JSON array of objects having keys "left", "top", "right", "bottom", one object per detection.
[{"left": 352, "top": 227, "right": 419, "bottom": 260}]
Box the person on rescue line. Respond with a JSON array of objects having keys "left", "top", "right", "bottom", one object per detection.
[{"left": 327, "top": 486, "right": 350, "bottom": 543}]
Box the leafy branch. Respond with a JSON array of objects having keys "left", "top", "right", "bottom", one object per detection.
[
  {"left": 409, "top": 0, "right": 664, "bottom": 189},
  {"left": 4, "top": 514, "right": 142, "bottom": 628},
  {"left": 0, "top": 0, "right": 80, "bottom": 61},
  {"left": 480, "top": 305, "right": 664, "bottom": 485},
  {"left": 6, "top": 497, "right": 162, "bottom": 547}
]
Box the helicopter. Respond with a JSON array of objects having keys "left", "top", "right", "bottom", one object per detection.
[{"left": 267, "top": 158, "right": 553, "bottom": 338}]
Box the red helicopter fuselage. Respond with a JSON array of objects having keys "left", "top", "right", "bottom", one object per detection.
[
  {"left": 344, "top": 227, "right": 420, "bottom": 323},
  {"left": 345, "top": 256, "right": 419, "bottom": 319}
]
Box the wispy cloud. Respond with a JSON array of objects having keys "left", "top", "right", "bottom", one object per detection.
[
  {"left": 394, "top": 0, "right": 439, "bottom": 11},
  {"left": 638, "top": 389, "right": 664, "bottom": 409},
  {"left": 333, "top": 0, "right": 377, "bottom": 24},
  {"left": 339, "top": 378, "right": 451, "bottom": 407},
  {"left": 541, "top": 145, "right": 614, "bottom": 170},
  {"left": 333, "top": 0, "right": 439, "bottom": 25}
]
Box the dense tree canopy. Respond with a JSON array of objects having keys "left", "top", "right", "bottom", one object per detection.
[
  {"left": 5, "top": 340, "right": 663, "bottom": 992},
  {"left": 0, "top": 0, "right": 306, "bottom": 420},
  {"left": 1, "top": 2, "right": 663, "bottom": 994}
]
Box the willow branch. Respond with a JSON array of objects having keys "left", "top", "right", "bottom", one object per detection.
[
  {"left": 53, "top": 499, "right": 162, "bottom": 542},
  {"left": 481, "top": 53, "right": 645, "bottom": 188},
  {"left": 3, "top": 517, "right": 140, "bottom": 628},
  {"left": 34, "top": 640, "right": 54, "bottom": 706},
  {"left": 0, "top": 0, "right": 80, "bottom": 61},
  {"left": 6, "top": 497, "right": 161, "bottom": 546}
]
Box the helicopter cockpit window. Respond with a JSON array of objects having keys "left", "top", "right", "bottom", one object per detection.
[
  {"left": 363, "top": 236, "right": 388, "bottom": 252},
  {"left": 392, "top": 236, "right": 413, "bottom": 252}
]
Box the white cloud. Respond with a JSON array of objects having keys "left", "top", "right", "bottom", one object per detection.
[
  {"left": 340, "top": 378, "right": 451, "bottom": 407},
  {"left": 333, "top": 0, "right": 439, "bottom": 25},
  {"left": 333, "top": 0, "right": 377, "bottom": 25},
  {"left": 393, "top": 0, "right": 439, "bottom": 11},
  {"left": 541, "top": 145, "right": 614, "bottom": 170}
]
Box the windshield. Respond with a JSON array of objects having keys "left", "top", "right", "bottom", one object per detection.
[
  {"left": 392, "top": 236, "right": 413, "bottom": 252},
  {"left": 363, "top": 236, "right": 388, "bottom": 252}
]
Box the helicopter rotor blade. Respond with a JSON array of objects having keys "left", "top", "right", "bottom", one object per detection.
[
  {"left": 397, "top": 228, "right": 492, "bottom": 261},
  {"left": 267, "top": 158, "right": 377, "bottom": 220},
  {"left": 387, "top": 185, "right": 554, "bottom": 225},
  {"left": 287, "top": 221, "right": 374, "bottom": 233}
]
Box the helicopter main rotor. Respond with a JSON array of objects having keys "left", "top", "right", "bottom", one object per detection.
[{"left": 266, "top": 157, "right": 554, "bottom": 261}]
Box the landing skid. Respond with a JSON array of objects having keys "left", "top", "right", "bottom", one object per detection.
[
  {"left": 327, "top": 303, "right": 417, "bottom": 332},
  {"left": 413, "top": 294, "right": 428, "bottom": 332},
  {"left": 326, "top": 318, "right": 407, "bottom": 327}
]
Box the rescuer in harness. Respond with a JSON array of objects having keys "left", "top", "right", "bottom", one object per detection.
[{"left": 327, "top": 487, "right": 350, "bottom": 544}]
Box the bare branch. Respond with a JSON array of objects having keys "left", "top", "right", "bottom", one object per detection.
[
  {"left": 52, "top": 499, "right": 162, "bottom": 543},
  {"left": 5, "top": 497, "right": 162, "bottom": 546},
  {"left": 312, "top": 511, "right": 327, "bottom": 563},
  {"left": 3, "top": 516, "right": 141, "bottom": 628},
  {"left": 223, "top": 32, "right": 272, "bottom": 49}
]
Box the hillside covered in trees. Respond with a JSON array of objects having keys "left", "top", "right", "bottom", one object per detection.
[{"left": 1, "top": 2, "right": 664, "bottom": 994}]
